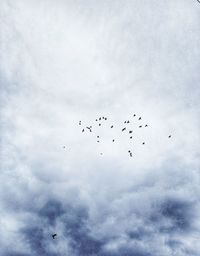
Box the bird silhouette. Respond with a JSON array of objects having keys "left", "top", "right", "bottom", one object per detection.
[
  {"left": 142, "top": 142, "right": 145, "bottom": 145},
  {"left": 52, "top": 234, "right": 57, "bottom": 239},
  {"left": 130, "top": 136, "right": 132, "bottom": 139},
  {"left": 133, "top": 114, "right": 136, "bottom": 117},
  {"left": 82, "top": 129, "right": 84, "bottom": 132},
  {"left": 139, "top": 125, "right": 142, "bottom": 128},
  {"left": 97, "top": 141, "right": 100, "bottom": 143},
  {"left": 105, "top": 118, "right": 107, "bottom": 120},
  {"left": 111, "top": 125, "right": 113, "bottom": 128},
  {"left": 112, "top": 139, "right": 115, "bottom": 142},
  {"left": 79, "top": 121, "right": 81, "bottom": 125},
  {"left": 138, "top": 117, "right": 141, "bottom": 120},
  {"left": 97, "top": 136, "right": 99, "bottom": 138},
  {"left": 129, "top": 131, "right": 133, "bottom": 134},
  {"left": 122, "top": 128, "right": 126, "bottom": 131},
  {"left": 99, "top": 117, "right": 101, "bottom": 120},
  {"left": 168, "top": 135, "right": 171, "bottom": 138},
  {"left": 145, "top": 124, "right": 148, "bottom": 127},
  {"left": 99, "top": 123, "right": 101, "bottom": 126},
  {"left": 127, "top": 120, "right": 130, "bottom": 123}
]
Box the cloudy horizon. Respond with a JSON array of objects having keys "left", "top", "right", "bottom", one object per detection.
[{"left": 1, "top": 0, "right": 200, "bottom": 255}]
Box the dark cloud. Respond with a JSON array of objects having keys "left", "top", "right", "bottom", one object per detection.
[
  {"left": 160, "top": 198, "right": 193, "bottom": 232},
  {"left": 62, "top": 205, "right": 103, "bottom": 255},
  {"left": 38, "top": 199, "right": 65, "bottom": 225}
]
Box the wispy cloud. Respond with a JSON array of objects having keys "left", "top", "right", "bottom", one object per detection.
[{"left": 1, "top": 0, "right": 200, "bottom": 255}]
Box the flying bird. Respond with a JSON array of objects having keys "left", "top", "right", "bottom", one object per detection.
[
  {"left": 142, "top": 142, "right": 145, "bottom": 145},
  {"left": 99, "top": 123, "right": 101, "bottom": 126},
  {"left": 105, "top": 118, "right": 107, "bottom": 120},
  {"left": 130, "top": 136, "right": 132, "bottom": 139},
  {"left": 112, "top": 139, "right": 115, "bottom": 142},
  {"left": 82, "top": 129, "right": 84, "bottom": 132},
  {"left": 145, "top": 124, "right": 148, "bottom": 127},
  {"left": 111, "top": 125, "right": 113, "bottom": 128},
  {"left": 168, "top": 135, "right": 171, "bottom": 138},
  {"left": 138, "top": 117, "right": 141, "bottom": 120},
  {"left": 86, "top": 127, "right": 92, "bottom": 132},
  {"left": 52, "top": 234, "right": 57, "bottom": 239},
  {"left": 79, "top": 121, "right": 81, "bottom": 125},
  {"left": 122, "top": 128, "right": 126, "bottom": 131},
  {"left": 133, "top": 114, "right": 136, "bottom": 117},
  {"left": 139, "top": 125, "right": 142, "bottom": 128},
  {"left": 129, "top": 130, "right": 133, "bottom": 134}
]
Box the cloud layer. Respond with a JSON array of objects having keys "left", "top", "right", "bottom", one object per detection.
[{"left": 1, "top": 0, "right": 200, "bottom": 255}]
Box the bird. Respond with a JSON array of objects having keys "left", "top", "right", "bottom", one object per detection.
[
  {"left": 99, "top": 117, "right": 101, "bottom": 120},
  {"left": 99, "top": 123, "right": 101, "bottom": 126},
  {"left": 168, "top": 135, "right": 171, "bottom": 138},
  {"left": 82, "top": 129, "right": 84, "bottom": 132},
  {"left": 100, "top": 153, "right": 103, "bottom": 155},
  {"left": 111, "top": 125, "right": 113, "bottom": 128},
  {"left": 112, "top": 139, "right": 115, "bottom": 142},
  {"left": 122, "top": 128, "right": 126, "bottom": 131},
  {"left": 79, "top": 121, "right": 81, "bottom": 125},
  {"left": 138, "top": 117, "right": 141, "bottom": 120},
  {"left": 52, "top": 234, "right": 57, "bottom": 239},
  {"left": 105, "top": 118, "right": 107, "bottom": 120},
  {"left": 95, "top": 119, "right": 98, "bottom": 121},
  {"left": 86, "top": 127, "right": 92, "bottom": 132},
  {"left": 128, "top": 150, "right": 131, "bottom": 152},
  {"left": 127, "top": 120, "right": 130, "bottom": 123},
  {"left": 124, "top": 121, "right": 127, "bottom": 124},
  {"left": 97, "top": 135, "right": 99, "bottom": 138},
  {"left": 63, "top": 146, "right": 66, "bottom": 148},
  {"left": 139, "top": 125, "right": 142, "bottom": 128},
  {"left": 142, "top": 142, "right": 145, "bottom": 145},
  {"left": 130, "top": 136, "right": 132, "bottom": 139},
  {"left": 145, "top": 124, "right": 148, "bottom": 127},
  {"left": 130, "top": 153, "right": 133, "bottom": 157},
  {"left": 129, "top": 130, "right": 133, "bottom": 134},
  {"left": 97, "top": 141, "right": 100, "bottom": 143},
  {"left": 133, "top": 114, "right": 136, "bottom": 117}
]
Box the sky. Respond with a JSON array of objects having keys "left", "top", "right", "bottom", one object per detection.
[{"left": 1, "top": 0, "right": 200, "bottom": 255}]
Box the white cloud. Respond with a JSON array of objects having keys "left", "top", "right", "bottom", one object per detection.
[{"left": 1, "top": 0, "right": 200, "bottom": 255}]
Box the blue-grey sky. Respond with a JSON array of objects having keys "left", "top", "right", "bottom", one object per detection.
[{"left": 1, "top": 0, "right": 200, "bottom": 255}]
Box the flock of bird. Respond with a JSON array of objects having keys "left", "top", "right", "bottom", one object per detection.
[{"left": 77, "top": 114, "right": 172, "bottom": 158}]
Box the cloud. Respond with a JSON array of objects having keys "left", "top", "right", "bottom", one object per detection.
[{"left": 1, "top": 0, "right": 200, "bottom": 255}]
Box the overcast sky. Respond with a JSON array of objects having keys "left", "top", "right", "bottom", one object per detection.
[{"left": 1, "top": 0, "right": 200, "bottom": 255}]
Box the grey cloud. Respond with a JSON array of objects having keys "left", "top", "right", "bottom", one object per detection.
[{"left": 1, "top": 0, "right": 200, "bottom": 255}]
